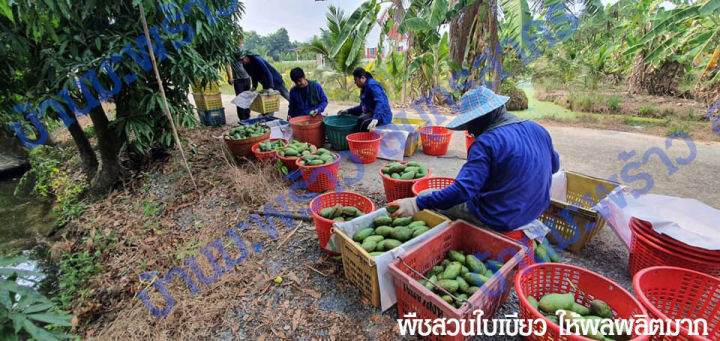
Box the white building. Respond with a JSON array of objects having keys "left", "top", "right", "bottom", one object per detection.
[{"left": 360, "top": 9, "right": 409, "bottom": 62}]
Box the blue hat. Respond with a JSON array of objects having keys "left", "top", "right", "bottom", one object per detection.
[{"left": 446, "top": 86, "right": 509, "bottom": 130}]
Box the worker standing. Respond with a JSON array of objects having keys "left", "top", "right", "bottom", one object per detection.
[
  {"left": 288, "top": 67, "right": 328, "bottom": 118},
  {"left": 390, "top": 86, "right": 559, "bottom": 256},
  {"left": 239, "top": 51, "right": 290, "bottom": 100},
  {"left": 337, "top": 68, "right": 392, "bottom": 132},
  {"left": 226, "top": 35, "right": 252, "bottom": 120}
]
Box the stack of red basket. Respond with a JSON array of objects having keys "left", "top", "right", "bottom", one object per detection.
[{"left": 628, "top": 217, "right": 720, "bottom": 277}]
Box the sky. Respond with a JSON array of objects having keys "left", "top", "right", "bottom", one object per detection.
[{"left": 240, "top": 0, "right": 367, "bottom": 42}]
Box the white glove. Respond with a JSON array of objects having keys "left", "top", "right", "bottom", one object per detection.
[
  {"left": 390, "top": 197, "right": 419, "bottom": 217},
  {"left": 337, "top": 109, "right": 348, "bottom": 116},
  {"left": 367, "top": 119, "right": 379, "bottom": 131},
  {"left": 309, "top": 109, "right": 318, "bottom": 117}
]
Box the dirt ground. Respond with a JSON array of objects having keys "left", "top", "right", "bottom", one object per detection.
[{"left": 57, "top": 95, "right": 720, "bottom": 340}]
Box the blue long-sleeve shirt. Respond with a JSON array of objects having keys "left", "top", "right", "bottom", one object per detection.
[
  {"left": 417, "top": 121, "right": 560, "bottom": 231},
  {"left": 244, "top": 56, "right": 284, "bottom": 90},
  {"left": 288, "top": 82, "right": 328, "bottom": 118},
  {"left": 347, "top": 78, "right": 392, "bottom": 125}
]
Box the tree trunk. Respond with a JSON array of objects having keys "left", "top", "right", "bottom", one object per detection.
[
  {"left": 402, "top": 35, "right": 414, "bottom": 104},
  {"left": 487, "top": 0, "right": 501, "bottom": 92},
  {"left": 449, "top": 0, "right": 481, "bottom": 66},
  {"left": 627, "top": 52, "right": 646, "bottom": 95},
  {"left": 65, "top": 112, "right": 98, "bottom": 178},
  {"left": 87, "top": 104, "right": 121, "bottom": 197}
]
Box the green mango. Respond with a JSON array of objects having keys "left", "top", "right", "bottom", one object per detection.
[
  {"left": 391, "top": 173, "right": 400, "bottom": 179},
  {"left": 590, "top": 300, "right": 613, "bottom": 318},
  {"left": 392, "top": 217, "right": 413, "bottom": 226},
  {"left": 408, "top": 220, "right": 427, "bottom": 228},
  {"left": 353, "top": 228, "right": 374, "bottom": 242},
  {"left": 374, "top": 225, "right": 394, "bottom": 237},
  {"left": 317, "top": 148, "right": 331, "bottom": 154},
  {"left": 443, "top": 262, "right": 462, "bottom": 279},
  {"left": 363, "top": 235, "right": 384, "bottom": 243},
  {"left": 425, "top": 275, "right": 438, "bottom": 291},
  {"left": 373, "top": 215, "right": 393, "bottom": 227},
  {"left": 391, "top": 226, "right": 412, "bottom": 242},
  {"left": 428, "top": 265, "right": 444, "bottom": 277},
  {"left": 456, "top": 293, "right": 468, "bottom": 302},
  {"left": 399, "top": 171, "right": 416, "bottom": 180},
  {"left": 460, "top": 265, "right": 469, "bottom": 275},
  {"left": 449, "top": 250, "right": 466, "bottom": 264},
  {"left": 571, "top": 302, "right": 591, "bottom": 316},
  {"left": 442, "top": 259, "right": 450, "bottom": 266},
  {"left": 361, "top": 240, "right": 377, "bottom": 252},
  {"left": 465, "top": 286, "right": 480, "bottom": 295},
  {"left": 412, "top": 226, "right": 430, "bottom": 237},
  {"left": 438, "top": 279, "right": 459, "bottom": 293},
  {"left": 466, "top": 255, "right": 486, "bottom": 273},
  {"left": 487, "top": 260, "right": 504, "bottom": 272},
  {"left": 369, "top": 251, "right": 384, "bottom": 257},
  {"left": 455, "top": 276, "right": 469, "bottom": 292},
  {"left": 441, "top": 295, "right": 453, "bottom": 304},
  {"left": 319, "top": 207, "right": 334, "bottom": 218},
  {"left": 381, "top": 239, "right": 402, "bottom": 250},
  {"left": 333, "top": 216, "right": 344, "bottom": 222},
  {"left": 528, "top": 296, "right": 539, "bottom": 310},
  {"left": 539, "top": 293, "right": 575, "bottom": 313},
  {"left": 464, "top": 272, "right": 489, "bottom": 287},
  {"left": 406, "top": 161, "right": 422, "bottom": 168},
  {"left": 309, "top": 159, "right": 325, "bottom": 166}
]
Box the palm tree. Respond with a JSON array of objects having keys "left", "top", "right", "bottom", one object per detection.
[{"left": 302, "top": 2, "right": 381, "bottom": 97}]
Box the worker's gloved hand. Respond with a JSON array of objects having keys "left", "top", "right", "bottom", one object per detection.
[
  {"left": 390, "top": 197, "right": 419, "bottom": 218},
  {"left": 367, "top": 119, "right": 379, "bottom": 131},
  {"left": 337, "top": 109, "right": 348, "bottom": 116},
  {"left": 309, "top": 109, "right": 317, "bottom": 117}
]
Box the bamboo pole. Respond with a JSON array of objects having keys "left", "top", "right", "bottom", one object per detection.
[{"left": 138, "top": 3, "right": 198, "bottom": 191}]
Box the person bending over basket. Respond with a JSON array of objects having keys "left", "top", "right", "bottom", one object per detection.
[
  {"left": 336, "top": 67, "right": 393, "bottom": 132},
  {"left": 287, "top": 67, "right": 328, "bottom": 118},
  {"left": 390, "top": 86, "right": 560, "bottom": 252}
]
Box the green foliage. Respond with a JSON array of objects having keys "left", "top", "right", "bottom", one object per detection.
[
  {"left": 82, "top": 126, "right": 95, "bottom": 139},
  {"left": 54, "top": 251, "right": 103, "bottom": 311},
  {"left": 606, "top": 95, "right": 622, "bottom": 112},
  {"left": 638, "top": 105, "right": 658, "bottom": 117},
  {"left": 243, "top": 29, "right": 311, "bottom": 61},
  {"left": 0, "top": 256, "right": 75, "bottom": 340},
  {"left": 15, "top": 145, "right": 87, "bottom": 227},
  {"left": 4, "top": 0, "right": 244, "bottom": 155},
  {"left": 567, "top": 93, "right": 601, "bottom": 112}
]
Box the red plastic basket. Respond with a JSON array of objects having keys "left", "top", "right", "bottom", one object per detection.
[
  {"left": 419, "top": 126, "right": 453, "bottom": 156},
  {"left": 290, "top": 116, "right": 325, "bottom": 147},
  {"left": 251, "top": 138, "right": 288, "bottom": 163},
  {"left": 309, "top": 192, "right": 376, "bottom": 255},
  {"left": 411, "top": 177, "right": 456, "bottom": 197},
  {"left": 631, "top": 218, "right": 720, "bottom": 261},
  {"left": 629, "top": 219, "right": 720, "bottom": 277},
  {"left": 296, "top": 154, "right": 341, "bottom": 193},
  {"left": 388, "top": 220, "right": 527, "bottom": 341},
  {"left": 346, "top": 132, "right": 382, "bottom": 164},
  {"left": 379, "top": 162, "right": 432, "bottom": 203},
  {"left": 515, "top": 263, "right": 650, "bottom": 341},
  {"left": 633, "top": 266, "right": 720, "bottom": 341},
  {"left": 465, "top": 131, "right": 475, "bottom": 153}
]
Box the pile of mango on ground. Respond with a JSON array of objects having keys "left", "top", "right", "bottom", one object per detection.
[
  {"left": 414, "top": 250, "right": 504, "bottom": 309},
  {"left": 352, "top": 214, "right": 432, "bottom": 256}
]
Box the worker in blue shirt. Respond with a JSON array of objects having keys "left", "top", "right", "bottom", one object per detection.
[
  {"left": 390, "top": 86, "right": 559, "bottom": 252},
  {"left": 337, "top": 68, "right": 393, "bottom": 132},
  {"left": 239, "top": 52, "right": 289, "bottom": 100},
  {"left": 287, "top": 67, "right": 328, "bottom": 118}
]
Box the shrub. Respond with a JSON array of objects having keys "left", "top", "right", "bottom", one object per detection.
[
  {"left": 606, "top": 95, "right": 622, "bottom": 112},
  {"left": 667, "top": 122, "right": 693, "bottom": 136}
]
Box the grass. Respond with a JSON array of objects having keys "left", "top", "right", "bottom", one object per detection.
[
  {"left": 667, "top": 121, "right": 693, "bottom": 136},
  {"left": 623, "top": 116, "right": 670, "bottom": 127}
]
